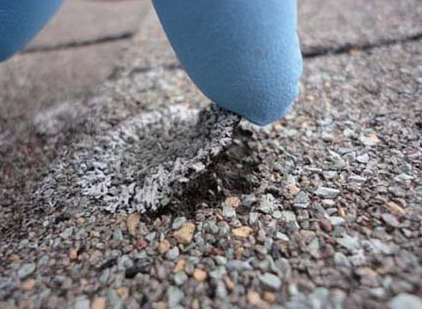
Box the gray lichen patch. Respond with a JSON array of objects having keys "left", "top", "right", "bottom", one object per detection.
[{"left": 35, "top": 104, "right": 240, "bottom": 213}]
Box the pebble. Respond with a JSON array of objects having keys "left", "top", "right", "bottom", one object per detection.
[
  {"left": 359, "top": 133, "right": 380, "bottom": 146},
  {"left": 154, "top": 302, "right": 167, "bottom": 309},
  {"left": 276, "top": 232, "right": 290, "bottom": 242},
  {"left": 386, "top": 202, "right": 406, "bottom": 217},
  {"left": 382, "top": 213, "right": 400, "bottom": 227},
  {"left": 173, "top": 222, "right": 195, "bottom": 245},
  {"left": 75, "top": 229, "right": 87, "bottom": 240},
  {"left": 215, "top": 280, "right": 228, "bottom": 299},
  {"left": 249, "top": 212, "right": 259, "bottom": 224},
  {"left": 259, "top": 273, "right": 282, "bottom": 290},
  {"left": 209, "top": 266, "right": 227, "bottom": 280},
  {"left": 227, "top": 260, "right": 253, "bottom": 271},
  {"left": 232, "top": 226, "right": 253, "bottom": 238},
  {"left": 247, "top": 290, "right": 264, "bottom": 307},
  {"left": 174, "top": 272, "right": 188, "bottom": 286},
  {"left": 309, "top": 288, "right": 329, "bottom": 307},
  {"left": 113, "top": 229, "right": 124, "bottom": 242},
  {"left": 348, "top": 175, "right": 367, "bottom": 183},
  {"left": 107, "top": 289, "right": 124, "bottom": 309},
  {"left": 91, "top": 297, "right": 107, "bottom": 309},
  {"left": 99, "top": 269, "right": 110, "bottom": 285},
  {"left": 336, "top": 235, "right": 361, "bottom": 252},
  {"left": 193, "top": 269, "right": 207, "bottom": 282},
  {"left": 166, "top": 247, "right": 180, "bottom": 261},
  {"left": 343, "top": 128, "right": 357, "bottom": 138},
  {"left": 158, "top": 239, "right": 171, "bottom": 254},
  {"left": 118, "top": 255, "right": 134, "bottom": 270},
  {"left": 357, "top": 153, "right": 369, "bottom": 164},
  {"left": 222, "top": 205, "right": 236, "bottom": 218},
  {"left": 329, "top": 216, "right": 346, "bottom": 226},
  {"left": 21, "top": 278, "right": 36, "bottom": 291},
  {"left": 215, "top": 256, "right": 228, "bottom": 265},
  {"left": 264, "top": 292, "right": 277, "bottom": 304},
  {"left": 18, "top": 263, "right": 36, "bottom": 279},
  {"left": 289, "top": 185, "right": 301, "bottom": 196},
  {"left": 242, "top": 194, "right": 257, "bottom": 207},
  {"left": 343, "top": 151, "right": 356, "bottom": 162},
  {"left": 172, "top": 217, "right": 187, "bottom": 230},
  {"left": 74, "top": 296, "right": 90, "bottom": 309},
  {"left": 315, "top": 187, "right": 341, "bottom": 199},
  {"left": 173, "top": 260, "right": 186, "bottom": 273},
  {"left": 308, "top": 238, "right": 320, "bottom": 258},
  {"left": 322, "top": 199, "right": 336, "bottom": 207},
  {"left": 388, "top": 294, "right": 422, "bottom": 309},
  {"left": 369, "top": 287, "right": 386, "bottom": 298},
  {"left": 69, "top": 248, "right": 78, "bottom": 261},
  {"left": 76, "top": 217, "right": 86, "bottom": 226},
  {"left": 167, "top": 286, "right": 184, "bottom": 306},
  {"left": 294, "top": 191, "right": 310, "bottom": 208},
  {"left": 334, "top": 252, "right": 351, "bottom": 267},
  {"left": 224, "top": 196, "right": 241, "bottom": 207},
  {"left": 366, "top": 239, "right": 392, "bottom": 255},
  {"left": 272, "top": 210, "right": 282, "bottom": 219},
  {"left": 145, "top": 232, "right": 156, "bottom": 242},
  {"left": 281, "top": 211, "right": 297, "bottom": 222},
  {"left": 60, "top": 227, "right": 74, "bottom": 239},
  {"left": 127, "top": 213, "right": 140, "bottom": 236},
  {"left": 224, "top": 277, "right": 235, "bottom": 291},
  {"left": 394, "top": 173, "right": 413, "bottom": 182},
  {"left": 218, "top": 222, "right": 230, "bottom": 236},
  {"left": 257, "top": 194, "right": 276, "bottom": 213}
]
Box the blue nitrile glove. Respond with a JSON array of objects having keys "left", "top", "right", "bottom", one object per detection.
[
  {"left": 0, "top": 0, "right": 66, "bottom": 61},
  {"left": 0, "top": 0, "right": 302, "bottom": 126},
  {"left": 152, "top": 0, "right": 303, "bottom": 125}
]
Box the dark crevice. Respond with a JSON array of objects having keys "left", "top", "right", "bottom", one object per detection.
[
  {"left": 302, "top": 32, "right": 422, "bottom": 58},
  {"left": 143, "top": 127, "right": 260, "bottom": 221},
  {"left": 21, "top": 31, "right": 136, "bottom": 54},
  {"left": 20, "top": 30, "right": 422, "bottom": 61},
  {"left": 128, "top": 32, "right": 422, "bottom": 75}
]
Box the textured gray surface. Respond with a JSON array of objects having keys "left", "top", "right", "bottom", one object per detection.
[
  {"left": 0, "top": 41, "right": 128, "bottom": 134},
  {"left": 1, "top": 36, "right": 421, "bottom": 308},
  {"left": 299, "top": 0, "right": 422, "bottom": 54},
  {"left": 0, "top": 0, "right": 148, "bottom": 136},
  {"left": 25, "top": 0, "right": 145, "bottom": 50}
]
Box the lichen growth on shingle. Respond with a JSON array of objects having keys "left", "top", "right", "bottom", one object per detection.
[{"left": 35, "top": 104, "right": 239, "bottom": 213}]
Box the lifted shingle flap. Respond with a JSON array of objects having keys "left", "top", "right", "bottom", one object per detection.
[{"left": 35, "top": 104, "right": 239, "bottom": 213}]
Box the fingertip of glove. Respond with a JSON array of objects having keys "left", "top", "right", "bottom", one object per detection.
[{"left": 212, "top": 78, "right": 301, "bottom": 126}]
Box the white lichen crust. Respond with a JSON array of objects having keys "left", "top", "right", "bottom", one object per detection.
[{"left": 35, "top": 104, "right": 239, "bottom": 213}]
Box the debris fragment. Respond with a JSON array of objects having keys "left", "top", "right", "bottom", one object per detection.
[
  {"left": 193, "top": 269, "right": 207, "bottom": 282},
  {"left": 173, "top": 222, "right": 195, "bottom": 245},
  {"left": 259, "top": 273, "right": 282, "bottom": 290},
  {"left": 159, "top": 239, "right": 171, "bottom": 254},
  {"left": 127, "top": 214, "right": 141, "bottom": 236},
  {"left": 224, "top": 196, "right": 241, "bottom": 207},
  {"left": 232, "top": 226, "right": 253, "bottom": 238},
  {"left": 386, "top": 201, "right": 406, "bottom": 217},
  {"left": 315, "top": 187, "right": 341, "bottom": 199}
]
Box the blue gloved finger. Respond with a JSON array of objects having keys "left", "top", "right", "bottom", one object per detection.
[
  {"left": 0, "top": 0, "right": 66, "bottom": 61},
  {"left": 152, "top": 0, "right": 303, "bottom": 126}
]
